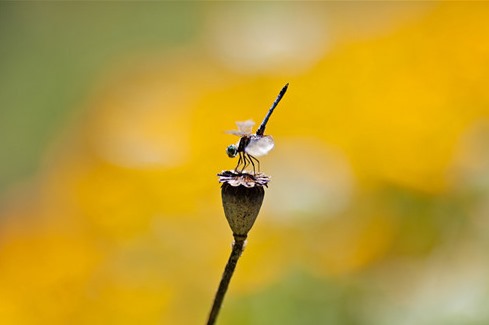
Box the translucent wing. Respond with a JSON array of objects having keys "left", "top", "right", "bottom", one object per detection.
[
  {"left": 245, "top": 135, "right": 274, "bottom": 157},
  {"left": 226, "top": 120, "right": 255, "bottom": 136}
]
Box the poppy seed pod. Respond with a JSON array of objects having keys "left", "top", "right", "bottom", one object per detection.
[{"left": 218, "top": 171, "right": 270, "bottom": 238}]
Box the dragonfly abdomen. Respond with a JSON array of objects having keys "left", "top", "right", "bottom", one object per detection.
[{"left": 237, "top": 136, "right": 251, "bottom": 153}]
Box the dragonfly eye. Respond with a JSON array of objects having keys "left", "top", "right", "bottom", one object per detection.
[{"left": 226, "top": 144, "right": 238, "bottom": 158}]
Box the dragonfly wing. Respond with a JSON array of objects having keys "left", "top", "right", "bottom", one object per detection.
[
  {"left": 226, "top": 120, "right": 255, "bottom": 137},
  {"left": 236, "top": 120, "right": 255, "bottom": 135},
  {"left": 245, "top": 135, "right": 274, "bottom": 157},
  {"left": 226, "top": 130, "right": 248, "bottom": 136}
]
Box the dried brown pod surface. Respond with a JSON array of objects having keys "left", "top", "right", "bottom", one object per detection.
[
  {"left": 221, "top": 183, "right": 264, "bottom": 237},
  {"left": 218, "top": 171, "right": 269, "bottom": 237}
]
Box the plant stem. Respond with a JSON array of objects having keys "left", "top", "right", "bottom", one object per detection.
[{"left": 206, "top": 235, "right": 246, "bottom": 325}]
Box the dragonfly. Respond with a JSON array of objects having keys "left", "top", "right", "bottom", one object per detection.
[{"left": 226, "top": 83, "right": 288, "bottom": 173}]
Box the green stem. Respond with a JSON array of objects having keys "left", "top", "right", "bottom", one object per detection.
[{"left": 206, "top": 235, "right": 246, "bottom": 325}]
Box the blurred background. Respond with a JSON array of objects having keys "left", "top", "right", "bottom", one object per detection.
[{"left": 1, "top": 2, "right": 489, "bottom": 324}]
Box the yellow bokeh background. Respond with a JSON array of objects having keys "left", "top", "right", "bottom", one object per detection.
[{"left": 1, "top": 2, "right": 489, "bottom": 324}]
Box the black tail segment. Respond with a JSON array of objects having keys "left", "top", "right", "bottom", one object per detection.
[{"left": 256, "top": 83, "right": 289, "bottom": 136}]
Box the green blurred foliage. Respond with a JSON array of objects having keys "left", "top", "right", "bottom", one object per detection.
[{"left": 0, "top": 2, "right": 200, "bottom": 191}]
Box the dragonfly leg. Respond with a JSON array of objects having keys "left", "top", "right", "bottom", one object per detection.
[
  {"left": 235, "top": 152, "right": 243, "bottom": 171},
  {"left": 241, "top": 152, "right": 249, "bottom": 172},
  {"left": 236, "top": 152, "right": 249, "bottom": 173},
  {"left": 247, "top": 154, "right": 257, "bottom": 174},
  {"left": 248, "top": 155, "right": 260, "bottom": 173}
]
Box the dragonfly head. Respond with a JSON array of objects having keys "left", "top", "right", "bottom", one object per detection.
[{"left": 226, "top": 144, "right": 238, "bottom": 158}]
